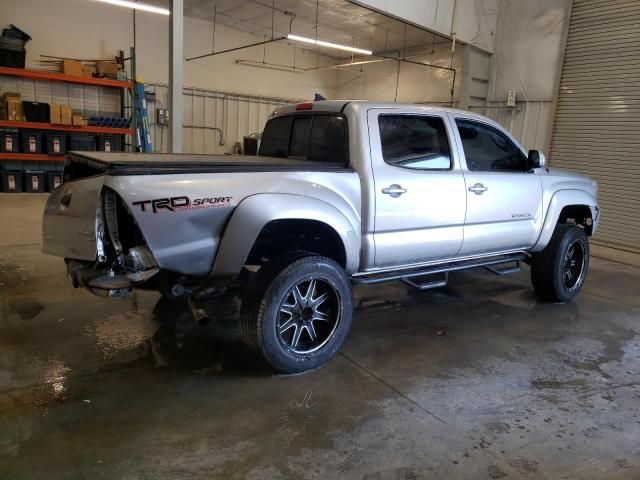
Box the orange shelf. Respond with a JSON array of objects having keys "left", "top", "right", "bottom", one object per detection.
[
  {"left": 0, "top": 66, "right": 133, "bottom": 89},
  {"left": 0, "top": 153, "right": 64, "bottom": 162},
  {"left": 0, "top": 120, "right": 131, "bottom": 135}
]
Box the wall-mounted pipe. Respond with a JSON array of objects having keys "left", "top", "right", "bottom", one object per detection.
[
  {"left": 186, "top": 37, "right": 286, "bottom": 62},
  {"left": 183, "top": 125, "right": 225, "bottom": 146}
]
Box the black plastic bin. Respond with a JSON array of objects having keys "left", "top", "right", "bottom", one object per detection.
[
  {"left": 24, "top": 170, "right": 45, "bottom": 193},
  {"left": 45, "top": 132, "right": 67, "bottom": 155},
  {"left": 97, "top": 134, "right": 121, "bottom": 152},
  {"left": 0, "top": 36, "right": 26, "bottom": 69},
  {"left": 46, "top": 171, "right": 63, "bottom": 191},
  {"left": 21, "top": 130, "right": 43, "bottom": 154},
  {"left": 0, "top": 128, "right": 19, "bottom": 153},
  {"left": 1, "top": 170, "right": 23, "bottom": 193},
  {"left": 23, "top": 101, "right": 50, "bottom": 123},
  {"left": 69, "top": 133, "right": 96, "bottom": 151},
  {"left": 2, "top": 25, "right": 31, "bottom": 41}
]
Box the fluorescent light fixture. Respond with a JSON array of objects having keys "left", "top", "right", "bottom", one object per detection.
[
  {"left": 287, "top": 34, "right": 372, "bottom": 56},
  {"left": 94, "top": 0, "right": 170, "bottom": 15}
]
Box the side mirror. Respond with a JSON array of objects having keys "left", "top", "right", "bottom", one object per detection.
[{"left": 527, "top": 150, "right": 546, "bottom": 169}]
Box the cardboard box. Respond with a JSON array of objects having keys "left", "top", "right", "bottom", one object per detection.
[
  {"left": 2, "top": 93, "right": 23, "bottom": 121},
  {"left": 96, "top": 61, "right": 120, "bottom": 77},
  {"left": 82, "top": 66, "right": 94, "bottom": 78},
  {"left": 50, "top": 104, "right": 62, "bottom": 124},
  {"left": 72, "top": 114, "right": 84, "bottom": 126},
  {"left": 60, "top": 105, "right": 72, "bottom": 125},
  {"left": 62, "top": 59, "right": 83, "bottom": 77}
]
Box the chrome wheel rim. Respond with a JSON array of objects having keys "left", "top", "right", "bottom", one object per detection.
[
  {"left": 277, "top": 278, "right": 341, "bottom": 355},
  {"left": 563, "top": 240, "right": 585, "bottom": 291}
]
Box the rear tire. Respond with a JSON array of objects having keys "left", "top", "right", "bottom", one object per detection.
[
  {"left": 241, "top": 252, "right": 353, "bottom": 373},
  {"left": 531, "top": 224, "right": 589, "bottom": 302}
]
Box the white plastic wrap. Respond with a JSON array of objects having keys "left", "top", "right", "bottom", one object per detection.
[
  {"left": 454, "top": 0, "right": 499, "bottom": 54},
  {"left": 489, "top": 0, "right": 571, "bottom": 101},
  {"left": 353, "top": 0, "right": 499, "bottom": 53}
]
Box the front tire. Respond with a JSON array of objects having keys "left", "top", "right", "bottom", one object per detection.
[
  {"left": 241, "top": 252, "right": 353, "bottom": 373},
  {"left": 531, "top": 224, "right": 590, "bottom": 302}
]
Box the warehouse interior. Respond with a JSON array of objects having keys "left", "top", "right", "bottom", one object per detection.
[{"left": 1, "top": 0, "right": 639, "bottom": 478}]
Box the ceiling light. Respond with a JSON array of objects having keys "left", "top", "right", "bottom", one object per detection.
[
  {"left": 287, "top": 34, "right": 372, "bottom": 56},
  {"left": 94, "top": 0, "right": 170, "bottom": 15}
]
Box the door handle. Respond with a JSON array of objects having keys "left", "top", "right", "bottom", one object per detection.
[
  {"left": 468, "top": 183, "right": 488, "bottom": 195},
  {"left": 382, "top": 184, "right": 407, "bottom": 198}
]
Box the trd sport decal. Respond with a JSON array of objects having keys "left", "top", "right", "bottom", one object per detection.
[{"left": 132, "top": 196, "right": 232, "bottom": 213}]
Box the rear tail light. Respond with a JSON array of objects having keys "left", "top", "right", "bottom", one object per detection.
[{"left": 296, "top": 102, "right": 313, "bottom": 111}]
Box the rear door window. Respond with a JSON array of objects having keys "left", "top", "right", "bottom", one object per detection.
[
  {"left": 379, "top": 115, "right": 452, "bottom": 170},
  {"left": 259, "top": 114, "right": 348, "bottom": 165}
]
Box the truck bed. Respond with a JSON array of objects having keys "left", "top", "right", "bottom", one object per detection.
[{"left": 67, "top": 152, "right": 351, "bottom": 176}]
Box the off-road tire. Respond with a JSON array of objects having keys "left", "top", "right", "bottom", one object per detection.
[
  {"left": 240, "top": 252, "right": 353, "bottom": 373},
  {"left": 531, "top": 224, "right": 589, "bottom": 302}
]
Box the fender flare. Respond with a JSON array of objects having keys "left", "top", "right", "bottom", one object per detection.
[
  {"left": 531, "top": 189, "right": 598, "bottom": 252},
  {"left": 211, "top": 193, "right": 361, "bottom": 278}
]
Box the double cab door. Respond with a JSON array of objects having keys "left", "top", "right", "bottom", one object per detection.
[{"left": 367, "top": 109, "right": 542, "bottom": 269}]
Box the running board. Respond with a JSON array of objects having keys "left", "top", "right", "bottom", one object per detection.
[
  {"left": 401, "top": 272, "right": 448, "bottom": 291},
  {"left": 352, "top": 253, "right": 527, "bottom": 286},
  {"left": 483, "top": 261, "right": 521, "bottom": 276}
]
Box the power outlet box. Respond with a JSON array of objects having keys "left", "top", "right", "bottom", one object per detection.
[{"left": 157, "top": 108, "right": 169, "bottom": 126}]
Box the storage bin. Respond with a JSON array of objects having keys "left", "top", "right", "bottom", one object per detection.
[
  {"left": 21, "top": 130, "right": 43, "bottom": 154},
  {"left": 2, "top": 25, "right": 31, "bottom": 42},
  {"left": 24, "top": 170, "right": 45, "bottom": 193},
  {"left": 69, "top": 133, "right": 96, "bottom": 151},
  {"left": 0, "top": 36, "right": 26, "bottom": 69},
  {"left": 45, "top": 132, "right": 67, "bottom": 155},
  {"left": 0, "top": 170, "right": 23, "bottom": 192},
  {"left": 46, "top": 171, "right": 63, "bottom": 191},
  {"left": 22, "top": 101, "right": 50, "bottom": 123},
  {"left": 0, "top": 128, "right": 19, "bottom": 153},
  {"left": 97, "top": 134, "right": 121, "bottom": 152}
]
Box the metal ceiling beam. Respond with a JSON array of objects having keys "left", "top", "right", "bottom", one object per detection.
[{"left": 169, "top": 0, "right": 184, "bottom": 153}]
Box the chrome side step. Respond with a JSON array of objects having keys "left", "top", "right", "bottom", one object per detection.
[{"left": 352, "top": 253, "right": 526, "bottom": 287}]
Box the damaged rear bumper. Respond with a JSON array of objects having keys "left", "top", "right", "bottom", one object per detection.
[
  {"left": 44, "top": 180, "right": 161, "bottom": 297},
  {"left": 67, "top": 245, "right": 160, "bottom": 297}
]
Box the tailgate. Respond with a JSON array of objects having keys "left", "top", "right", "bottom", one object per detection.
[{"left": 42, "top": 175, "right": 105, "bottom": 260}]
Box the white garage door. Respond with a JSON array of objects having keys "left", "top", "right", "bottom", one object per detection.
[{"left": 549, "top": 0, "right": 640, "bottom": 254}]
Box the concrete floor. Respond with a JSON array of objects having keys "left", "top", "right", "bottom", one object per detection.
[{"left": 1, "top": 194, "right": 639, "bottom": 480}]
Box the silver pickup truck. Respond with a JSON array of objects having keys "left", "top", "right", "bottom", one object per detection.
[{"left": 42, "top": 100, "right": 600, "bottom": 373}]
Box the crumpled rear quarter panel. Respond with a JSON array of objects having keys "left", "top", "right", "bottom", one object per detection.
[{"left": 105, "top": 170, "right": 360, "bottom": 277}]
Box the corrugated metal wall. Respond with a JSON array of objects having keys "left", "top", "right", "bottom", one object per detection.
[
  {"left": 146, "top": 84, "right": 293, "bottom": 154},
  {"left": 549, "top": 0, "right": 640, "bottom": 254}
]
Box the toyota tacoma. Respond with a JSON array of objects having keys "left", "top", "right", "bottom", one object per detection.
[{"left": 42, "top": 101, "right": 600, "bottom": 373}]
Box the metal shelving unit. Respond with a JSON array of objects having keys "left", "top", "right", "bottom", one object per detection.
[{"left": 0, "top": 60, "right": 135, "bottom": 183}]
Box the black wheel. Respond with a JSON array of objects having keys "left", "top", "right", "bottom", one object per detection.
[
  {"left": 531, "top": 224, "right": 590, "bottom": 302},
  {"left": 241, "top": 252, "right": 353, "bottom": 373}
]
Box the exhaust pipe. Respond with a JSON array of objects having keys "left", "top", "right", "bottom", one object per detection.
[{"left": 188, "top": 297, "right": 210, "bottom": 326}]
